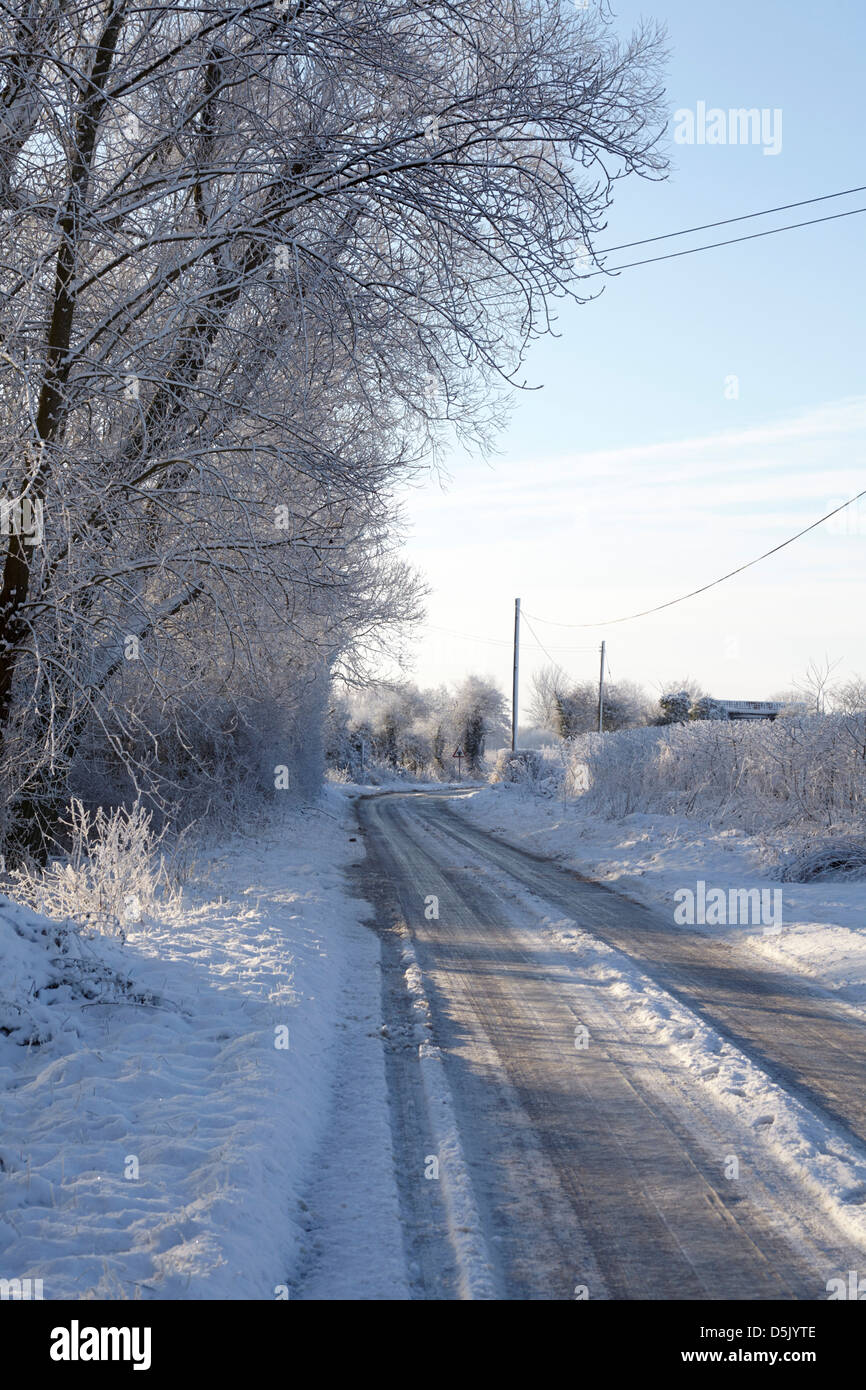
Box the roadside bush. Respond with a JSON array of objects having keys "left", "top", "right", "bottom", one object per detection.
[
  {"left": 9, "top": 801, "right": 173, "bottom": 938},
  {"left": 565, "top": 715, "right": 866, "bottom": 832},
  {"left": 490, "top": 748, "right": 561, "bottom": 795},
  {"left": 778, "top": 836, "right": 866, "bottom": 883}
]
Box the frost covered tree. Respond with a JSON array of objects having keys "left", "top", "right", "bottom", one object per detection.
[
  {"left": 599, "top": 679, "right": 652, "bottom": 731},
  {"left": 530, "top": 664, "right": 649, "bottom": 736},
  {"left": 689, "top": 696, "right": 726, "bottom": 722},
  {"left": 554, "top": 684, "right": 596, "bottom": 738},
  {"left": 332, "top": 673, "right": 507, "bottom": 777},
  {"left": 793, "top": 657, "right": 842, "bottom": 716},
  {"left": 530, "top": 666, "right": 591, "bottom": 736},
  {"left": 0, "top": 0, "right": 667, "bottom": 849},
  {"left": 452, "top": 676, "right": 506, "bottom": 772},
  {"left": 657, "top": 690, "right": 692, "bottom": 725},
  {"left": 830, "top": 676, "right": 866, "bottom": 763},
  {"left": 529, "top": 664, "right": 564, "bottom": 732},
  {"left": 835, "top": 677, "right": 866, "bottom": 715}
]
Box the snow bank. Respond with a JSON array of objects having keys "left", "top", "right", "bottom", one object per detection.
[
  {"left": 0, "top": 901, "right": 146, "bottom": 1054},
  {"left": 0, "top": 789, "right": 379, "bottom": 1300}
]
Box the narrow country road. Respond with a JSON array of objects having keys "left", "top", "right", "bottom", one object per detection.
[{"left": 355, "top": 788, "right": 866, "bottom": 1301}]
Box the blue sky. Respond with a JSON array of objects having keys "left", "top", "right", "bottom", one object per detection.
[{"left": 397, "top": 0, "right": 866, "bottom": 712}]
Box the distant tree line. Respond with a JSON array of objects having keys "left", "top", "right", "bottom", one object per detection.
[
  {"left": 529, "top": 663, "right": 866, "bottom": 737},
  {"left": 327, "top": 675, "right": 507, "bottom": 779}
]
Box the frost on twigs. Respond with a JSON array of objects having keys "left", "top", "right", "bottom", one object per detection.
[
  {"left": 8, "top": 800, "right": 172, "bottom": 939},
  {"left": 565, "top": 714, "right": 866, "bottom": 833},
  {"left": 489, "top": 748, "right": 546, "bottom": 787},
  {"left": 778, "top": 836, "right": 866, "bottom": 884},
  {"left": 0, "top": 0, "right": 666, "bottom": 850}
]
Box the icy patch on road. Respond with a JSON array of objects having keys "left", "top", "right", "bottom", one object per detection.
[
  {"left": 460, "top": 785, "right": 866, "bottom": 1008},
  {"left": 538, "top": 911, "right": 866, "bottom": 1252}
]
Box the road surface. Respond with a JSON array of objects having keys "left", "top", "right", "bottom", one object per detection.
[{"left": 354, "top": 788, "right": 866, "bottom": 1300}]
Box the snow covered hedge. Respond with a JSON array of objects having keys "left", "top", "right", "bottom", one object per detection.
[{"left": 565, "top": 714, "right": 866, "bottom": 832}]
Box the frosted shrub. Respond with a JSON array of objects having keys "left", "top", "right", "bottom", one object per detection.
[
  {"left": 778, "top": 836, "right": 866, "bottom": 883},
  {"left": 10, "top": 800, "right": 170, "bottom": 937},
  {"left": 568, "top": 728, "right": 667, "bottom": 816},
  {"left": 491, "top": 749, "right": 540, "bottom": 784},
  {"left": 565, "top": 715, "right": 866, "bottom": 832},
  {"left": 490, "top": 748, "right": 562, "bottom": 795},
  {"left": 325, "top": 765, "right": 352, "bottom": 784}
]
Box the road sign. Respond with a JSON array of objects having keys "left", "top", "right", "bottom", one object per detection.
[{"left": 452, "top": 746, "right": 465, "bottom": 758}]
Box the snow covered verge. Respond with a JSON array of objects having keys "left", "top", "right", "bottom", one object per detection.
[
  {"left": 456, "top": 783, "right": 866, "bottom": 1008},
  {"left": 0, "top": 787, "right": 394, "bottom": 1300}
]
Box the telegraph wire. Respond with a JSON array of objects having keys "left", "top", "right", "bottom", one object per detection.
[
  {"left": 597, "top": 184, "right": 866, "bottom": 255},
  {"left": 523, "top": 487, "right": 866, "bottom": 628}
]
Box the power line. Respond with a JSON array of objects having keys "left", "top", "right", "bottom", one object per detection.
[
  {"left": 427, "top": 624, "right": 514, "bottom": 648},
  {"left": 521, "top": 610, "right": 599, "bottom": 669},
  {"left": 598, "top": 184, "right": 866, "bottom": 255},
  {"left": 426, "top": 622, "right": 598, "bottom": 653},
  {"left": 520, "top": 611, "right": 567, "bottom": 667},
  {"left": 586, "top": 204, "right": 866, "bottom": 276},
  {"left": 523, "top": 487, "right": 866, "bottom": 629}
]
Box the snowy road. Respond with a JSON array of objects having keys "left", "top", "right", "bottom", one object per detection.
[{"left": 355, "top": 789, "right": 866, "bottom": 1301}]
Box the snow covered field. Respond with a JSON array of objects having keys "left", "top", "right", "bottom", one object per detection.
[
  {"left": 458, "top": 783, "right": 866, "bottom": 1007},
  {"left": 0, "top": 789, "right": 404, "bottom": 1300}
]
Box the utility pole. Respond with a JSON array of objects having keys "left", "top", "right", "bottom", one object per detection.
[
  {"left": 511, "top": 597, "right": 521, "bottom": 751},
  {"left": 597, "top": 640, "right": 606, "bottom": 733}
]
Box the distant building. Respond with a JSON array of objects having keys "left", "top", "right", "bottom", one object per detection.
[{"left": 716, "top": 699, "right": 785, "bottom": 722}]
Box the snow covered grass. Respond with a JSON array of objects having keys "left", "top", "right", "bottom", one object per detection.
[
  {"left": 0, "top": 788, "right": 389, "bottom": 1300},
  {"left": 778, "top": 836, "right": 866, "bottom": 884},
  {"left": 0, "top": 902, "right": 149, "bottom": 1050}
]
